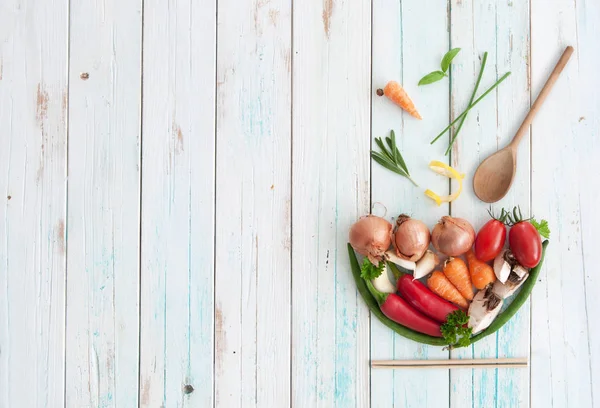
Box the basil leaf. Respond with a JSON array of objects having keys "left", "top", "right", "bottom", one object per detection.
[
  {"left": 441, "top": 47, "right": 461, "bottom": 73},
  {"left": 418, "top": 70, "right": 446, "bottom": 86}
]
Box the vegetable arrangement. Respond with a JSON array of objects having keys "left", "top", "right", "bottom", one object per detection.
[
  {"left": 349, "top": 209, "right": 550, "bottom": 348},
  {"left": 359, "top": 47, "right": 557, "bottom": 347}
]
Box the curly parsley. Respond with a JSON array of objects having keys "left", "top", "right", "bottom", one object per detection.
[
  {"left": 360, "top": 258, "right": 385, "bottom": 280},
  {"left": 441, "top": 310, "right": 472, "bottom": 348}
]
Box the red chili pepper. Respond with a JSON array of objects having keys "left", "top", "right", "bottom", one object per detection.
[
  {"left": 365, "top": 280, "right": 442, "bottom": 337},
  {"left": 390, "top": 263, "right": 459, "bottom": 324}
]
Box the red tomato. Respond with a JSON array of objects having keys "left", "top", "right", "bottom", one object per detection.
[
  {"left": 509, "top": 222, "right": 542, "bottom": 268},
  {"left": 474, "top": 219, "right": 507, "bottom": 262}
]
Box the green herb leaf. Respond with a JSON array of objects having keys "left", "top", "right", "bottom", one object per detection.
[
  {"left": 371, "top": 152, "right": 407, "bottom": 177},
  {"left": 374, "top": 138, "right": 395, "bottom": 162},
  {"left": 531, "top": 218, "right": 551, "bottom": 239},
  {"left": 360, "top": 257, "right": 385, "bottom": 280},
  {"left": 441, "top": 310, "right": 472, "bottom": 348},
  {"left": 418, "top": 70, "right": 447, "bottom": 86},
  {"left": 441, "top": 48, "right": 461, "bottom": 73},
  {"left": 371, "top": 130, "right": 418, "bottom": 186}
]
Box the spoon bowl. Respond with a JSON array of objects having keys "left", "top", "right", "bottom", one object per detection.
[
  {"left": 472, "top": 46, "right": 573, "bottom": 203},
  {"left": 473, "top": 146, "right": 516, "bottom": 203}
]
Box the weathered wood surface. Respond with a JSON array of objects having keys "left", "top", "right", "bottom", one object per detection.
[
  {"left": 0, "top": 0, "right": 598, "bottom": 406},
  {"left": 0, "top": 0, "right": 67, "bottom": 407},
  {"left": 65, "top": 0, "right": 142, "bottom": 406}
]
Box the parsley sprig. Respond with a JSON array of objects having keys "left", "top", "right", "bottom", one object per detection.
[
  {"left": 360, "top": 258, "right": 385, "bottom": 280},
  {"left": 441, "top": 310, "right": 472, "bottom": 348},
  {"left": 531, "top": 219, "right": 550, "bottom": 239}
]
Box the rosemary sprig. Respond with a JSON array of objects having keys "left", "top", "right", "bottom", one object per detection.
[{"left": 371, "top": 130, "right": 418, "bottom": 187}]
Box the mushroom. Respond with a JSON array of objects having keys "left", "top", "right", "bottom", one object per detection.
[
  {"left": 492, "top": 268, "right": 529, "bottom": 299},
  {"left": 468, "top": 286, "right": 503, "bottom": 334},
  {"left": 493, "top": 249, "right": 528, "bottom": 283}
]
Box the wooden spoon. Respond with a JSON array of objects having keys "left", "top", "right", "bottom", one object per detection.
[{"left": 473, "top": 46, "right": 574, "bottom": 203}]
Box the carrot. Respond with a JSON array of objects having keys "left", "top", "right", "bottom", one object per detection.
[
  {"left": 427, "top": 271, "right": 468, "bottom": 309},
  {"left": 465, "top": 249, "right": 496, "bottom": 289},
  {"left": 377, "top": 81, "right": 422, "bottom": 119},
  {"left": 443, "top": 257, "right": 474, "bottom": 301}
]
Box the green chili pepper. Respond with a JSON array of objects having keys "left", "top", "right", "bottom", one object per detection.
[{"left": 469, "top": 240, "right": 549, "bottom": 345}]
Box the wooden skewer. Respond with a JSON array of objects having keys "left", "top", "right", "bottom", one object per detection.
[
  {"left": 372, "top": 363, "right": 527, "bottom": 370},
  {"left": 371, "top": 357, "right": 528, "bottom": 369}
]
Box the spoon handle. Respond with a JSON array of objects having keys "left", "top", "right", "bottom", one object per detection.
[{"left": 510, "top": 45, "right": 574, "bottom": 148}]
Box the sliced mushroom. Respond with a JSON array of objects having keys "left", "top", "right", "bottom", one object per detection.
[
  {"left": 468, "top": 286, "right": 503, "bottom": 334},
  {"left": 493, "top": 249, "right": 512, "bottom": 283},
  {"left": 492, "top": 269, "right": 529, "bottom": 299},
  {"left": 493, "top": 249, "right": 528, "bottom": 284}
]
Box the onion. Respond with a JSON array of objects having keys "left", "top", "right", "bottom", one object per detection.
[
  {"left": 349, "top": 215, "right": 393, "bottom": 264},
  {"left": 431, "top": 216, "right": 475, "bottom": 256},
  {"left": 392, "top": 215, "right": 430, "bottom": 262}
]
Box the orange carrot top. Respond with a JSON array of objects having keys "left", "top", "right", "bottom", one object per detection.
[{"left": 377, "top": 81, "right": 422, "bottom": 120}]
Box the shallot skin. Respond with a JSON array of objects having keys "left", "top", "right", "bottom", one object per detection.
[
  {"left": 393, "top": 215, "right": 430, "bottom": 262},
  {"left": 349, "top": 215, "right": 393, "bottom": 264},
  {"left": 431, "top": 216, "right": 475, "bottom": 257}
]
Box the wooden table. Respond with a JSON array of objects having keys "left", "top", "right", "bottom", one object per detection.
[{"left": 1, "top": 0, "right": 598, "bottom": 407}]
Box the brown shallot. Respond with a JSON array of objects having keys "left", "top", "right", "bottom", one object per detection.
[
  {"left": 349, "top": 215, "right": 393, "bottom": 264},
  {"left": 393, "top": 215, "right": 430, "bottom": 262},
  {"left": 431, "top": 216, "right": 475, "bottom": 257}
]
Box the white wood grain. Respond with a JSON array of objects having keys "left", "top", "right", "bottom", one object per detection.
[
  {"left": 449, "top": 1, "right": 532, "bottom": 407},
  {"left": 0, "top": 0, "right": 67, "bottom": 406},
  {"left": 214, "top": 0, "right": 291, "bottom": 406},
  {"left": 139, "top": 0, "right": 216, "bottom": 406},
  {"left": 65, "top": 0, "right": 141, "bottom": 406},
  {"left": 291, "top": 0, "right": 371, "bottom": 406},
  {"left": 530, "top": 1, "right": 598, "bottom": 407},
  {"left": 371, "top": 0, "right": 450, "bottom": 406}
]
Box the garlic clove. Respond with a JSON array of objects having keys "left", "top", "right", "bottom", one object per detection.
[
  {"left": 371, "top": 264, "right": 397, "bottom": 294},
  {"left": 468, "top": 287, "right": 503, "bottom": 334},
  {"left": 493, "top": 249, "right": 511, "bottom": 283},
  {"left": 385, "top": 250, "right": 416, "bottom": 271},
  {"left": 413, "top": 250, "right": 439, "bottom": 280}
]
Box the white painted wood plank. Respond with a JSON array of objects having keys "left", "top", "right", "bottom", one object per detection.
[
  {"left": 139, "top": 0, "right": 216, "bottom": 406},
  {"left": 530, "top": 1, "right": 597, "bottom": 407},
  {"left": 65, "top": 0, "right": 141, "bottom": 406},
  {"left": 291, "top": 0, "right": 371, "bottom": 406},
  {"left": 0, "top": 1, "right": 67, "bottom": 406},
  {"left": 371, "top": 0, "right": 450, "bottom": 406},
  {"left": 214, "top": 0, "right": 291, "bottom": 406},
  {"left": 449, "top": 1, "right": 531, "bottom": 407},
  {"left": 575, "top": 3, "right": 600, "bottom": 405}
]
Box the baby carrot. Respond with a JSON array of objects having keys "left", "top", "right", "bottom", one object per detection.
[
  {"left": 443, "top": 257, "right": 474, "bottom": 301},
  {"left": 427, "top": 271, "right": 469, "bottom": 309},
  {"left": 377, "top": 81, "right": 422, "bottom": 120},
  {"left": 465, "top": 249, "right": 496, "bottom": 290}
]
